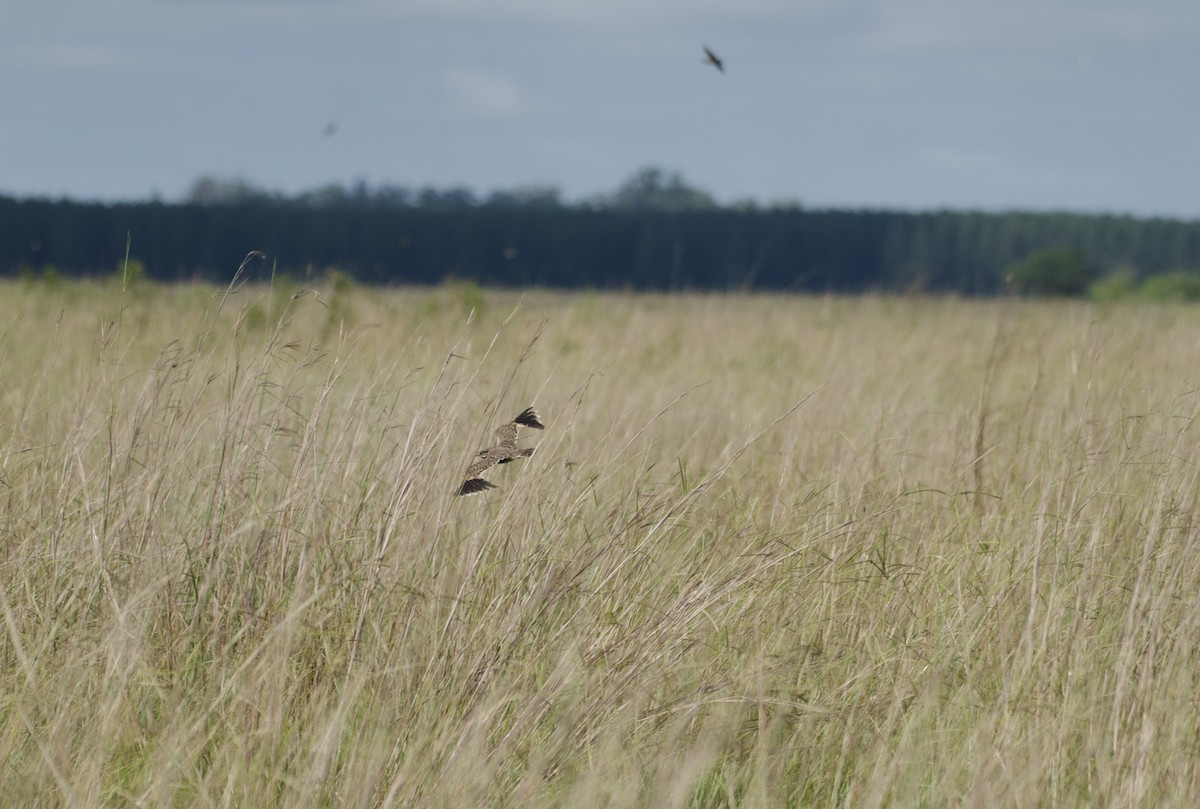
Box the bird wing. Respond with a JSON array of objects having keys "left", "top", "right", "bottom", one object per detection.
[
  {"left": 466, "top": 450, "right": 505, "bottom": 478},
  {"left": 457, "top": 477, "right": 497, "bottom": 496}
]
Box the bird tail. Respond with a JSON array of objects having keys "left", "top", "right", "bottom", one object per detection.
[{"left": 513, "top": 407, "right": 544, "bottom": 430}]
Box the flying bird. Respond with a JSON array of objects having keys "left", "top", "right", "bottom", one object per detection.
[
  {"left": 702, "top": 46, "right": 724, "bottom": 73},
  {"left": 456, "top": 407, "right": 545, "bottom": 496}
]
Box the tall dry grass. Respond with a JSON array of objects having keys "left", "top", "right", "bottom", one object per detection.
[{"left": 1, "top": 274, "right": 1199, "bottom": 807}]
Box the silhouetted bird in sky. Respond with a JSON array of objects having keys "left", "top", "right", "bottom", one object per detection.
[
  {"left": 702, "top": 46, "right": 724, "bottom": 73},
  {"left": 456, "top": 407, "right": 545, "bottom": 496}
]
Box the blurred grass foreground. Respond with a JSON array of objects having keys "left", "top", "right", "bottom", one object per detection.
[{"left": 2, "top": 275, "right": 1199, "bottom": 806}]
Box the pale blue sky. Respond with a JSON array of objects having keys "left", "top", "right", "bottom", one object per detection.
[{"left": 3, "top": 0, "right": 1198, "bottom": 216}]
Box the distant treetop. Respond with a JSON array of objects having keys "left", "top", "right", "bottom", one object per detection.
[{"left": 181, "top": 166, "right": 721, "bottom": 213}]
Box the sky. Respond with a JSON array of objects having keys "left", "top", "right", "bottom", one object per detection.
[{"left": 3, "top": 0, "right": 1200, "bottom": 218}]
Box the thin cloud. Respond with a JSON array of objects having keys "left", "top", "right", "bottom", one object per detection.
[
  {"left": 0, "top": 42, "right": 131, "bottom": 72},
  {"left": 440, "top": 67, "right": 527, "bottom": 120},
  {"left": 853, "top": 1, "right": 1198, "bottom": 58},
  {"left": 403, "top": 0, "right": 827, "bottom": 25}
]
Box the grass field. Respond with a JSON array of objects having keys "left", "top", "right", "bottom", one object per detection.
[{"left": 2, "top": 273, "right": 1199, "bottom": 807}]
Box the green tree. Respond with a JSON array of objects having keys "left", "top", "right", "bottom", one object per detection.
[
  {"left": 185, "top": 176, "right": 275, "bottom": 205},
  {"left": 1089, "top": 269, "right": 1138, "bottom": 302},
  {"left": 484, "top": 185, "right": 563, "bottom": 209},
  {"left": 1005, "top": 247, "right": 1093, "bottom": 296},
  {"left": 604, "top": 167, "right": 717, "bottom": 212},
  {"left": 1138, "top": 270, "right": 1200, "bottom": 302}
]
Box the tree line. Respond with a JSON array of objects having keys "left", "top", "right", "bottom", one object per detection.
[{"left": 3, "top": 168, "right": 1200, "bottom": 295}]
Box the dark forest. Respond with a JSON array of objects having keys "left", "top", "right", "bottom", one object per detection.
[{"left": 4, "top": 169, "right": 1199, "bottom": 295}]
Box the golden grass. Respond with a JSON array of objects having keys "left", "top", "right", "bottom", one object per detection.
[{"left": 2, "top": 275, "right": 1199, "bottom": 807}]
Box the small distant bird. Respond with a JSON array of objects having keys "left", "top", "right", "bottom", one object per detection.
[
  {"left": 702, "top": 45, "right": 724, "bottom": 73},
  {"left": 456, "top": 407, "right": 545, "bottom": 496},
  {"left": 323, "top": 121, "right": 338, "bottom": 137}
]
